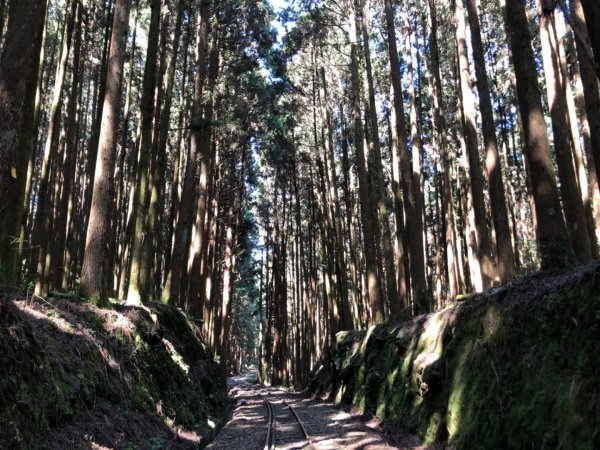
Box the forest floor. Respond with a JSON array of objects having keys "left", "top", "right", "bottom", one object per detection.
[{"left": 207, "top": 371, "right": 450, "bottom": 450}]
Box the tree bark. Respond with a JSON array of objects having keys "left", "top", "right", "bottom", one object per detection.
[
  {"left": 504, "top": 0, "right": 570, "bottom": 269},
  {"left": 383, "top": 0, "right": 429, "bottom": 314},
  {"left": 80, "top": 0, "right": 132, "bottom": 305},
  {"left": 53, "top": 1, "right": 83, "bottom": 289},
  {"left": 454, "top": 0, "right": 496, "bottom": 290},
  {"left": 538, "top": 0, "right": 591, "bottom": 263},
  {"left": 425, "top": 0, "right": 462, "bottom": 299},
  {"left": 163, "top": 2, "right": 210, "bottom": 306},
  {"left": 348, "top": 0, "right": 384, "bottom": 323},
  {"left": 0, "top": 0, "right": 46, "bottom": 284},
  {"left": 465, "top": 0, "right": 516, "bottom": 283},
  {"left": 127, "top": 0, "right": 162, "bottom": 304},
  {"left": 580, "top": 0, "right": 600, "bottom": 71},
  {"left": 359, "top": 0, "right": 398, "bottom": 318},
  {"left": 570, "top": 0, "right": 600, "bottom": 246}
]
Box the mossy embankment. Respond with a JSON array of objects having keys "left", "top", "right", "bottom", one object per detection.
[
  {"left": 0, "top": 292, "right": 226, "bottom": 449},
  {"left": 310, "top": 261, "right": 600, "bottom": 449}
]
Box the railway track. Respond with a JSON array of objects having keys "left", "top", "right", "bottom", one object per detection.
[{"left": 260, "top": 392, "right": 316, "bottom": 450}]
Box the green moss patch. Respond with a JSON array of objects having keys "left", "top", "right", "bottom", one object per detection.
[
  {"left": 310, "top": 261, "right": 600, "bottom": 449},
  {"left": 0, "top": 294, "right": 226, "bottom": 449}
]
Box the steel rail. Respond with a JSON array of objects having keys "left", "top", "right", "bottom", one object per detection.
[
  {"left": 260, "top": 393, "right": 275, "bottom": 450},
  {"left": 281, "top": 397, "right": 317, "bottom": 450}
]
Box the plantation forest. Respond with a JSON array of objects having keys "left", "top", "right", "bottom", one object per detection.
[{"left": 1, "top": 0, "right": 600, "bottom": 448}]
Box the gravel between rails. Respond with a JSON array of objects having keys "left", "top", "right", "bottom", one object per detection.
[{"left": 206, "top": 373, "right": 400, "bottom": 450}]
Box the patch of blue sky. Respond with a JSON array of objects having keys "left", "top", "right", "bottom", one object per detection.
[{"left": 268, "top": 0, "right": 291, "bottom": 45}]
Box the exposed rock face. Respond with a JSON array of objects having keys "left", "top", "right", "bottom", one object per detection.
[
  {"left": 0, "top": 294, "right": 226, "bottom": 449},
  {"left": 310, "top": 261, "right": 600, "bottom": 449}
]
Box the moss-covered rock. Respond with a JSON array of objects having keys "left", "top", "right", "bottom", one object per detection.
[
  {"left": 310, "top": 261, "right": 600, "bottom": 449},
  {"left": 0, "top": 294, "right": 226, "bottom": 449}
]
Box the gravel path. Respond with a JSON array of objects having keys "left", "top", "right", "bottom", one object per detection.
[{"left": 206, "top": 373, "right": 398, "bottom": 450}]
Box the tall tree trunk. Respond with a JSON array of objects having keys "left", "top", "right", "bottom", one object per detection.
[
  {"left": 115, "top": 1, "right": 139, "bottom": 296},
  {"left": 388, "top": 98, "right": 410, "bottom": 316},
  {"left": 190, "top": 20, "right": 220, "bottom": 314},
  {"left": 454, "top": 0, "right": 496, "bottom": 290},
  {"left": 383, "top": 0, "right": 429, "bottom": 314},
  {"left": 570, "top": 0, "right": 600, "bottom": 245},
  {"left": 146, "top": 1, "right": 172, "bottom": 297},
  {"left": 53, "top": 1, "right": 83, "bottom": 289},
  {"left": 465, "top": 0, "right": 516, "bottom": 283},
  {"left": 82, "top": 0, "right": 114, "bottom": 260},
  {"left": 359, "top": 0, "right": 398, "bottom": 317},
  {"left": 319, "top": 66, "right": 352, "bottom": 330},
  {"left": 80, "top": 0, "right": 132, "bottom": 305},
  {"left": 538, "top": 0, "right": 592, "bottom": 263},
  {"left": 0, "top": 0, "right": 46, "bottom": 284},
  {"left": 504, "top": 0, "right": 570, "bottom": 269},
  {"left": 127, "top": 0, "right": 162, "bottom": 304},
  {"left": 426, "top": 0, "right": 462, "bottom": 298},
  {"left": 36, "top": 0, "right": 78, "bottom": 292},
  {"left": 163, "top": 2, "right": 210, "bottom": 306},
  {"left": 156, "top": 0, "right": 185, "bottom": 285},
  {"left": 348, "top": 0, "right": 384, "bottom": 323}
]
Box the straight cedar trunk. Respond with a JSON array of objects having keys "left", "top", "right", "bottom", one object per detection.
[
  {"left": 272, "top": 187, "right": 288, "bottom": 386},
  {"left": 504, "top": 0, "right": 570, "bottom": 269},
  {"left": 315, "top": 154, "right": 339, "bottom": 339},
  {"left": 33, "top": 0, "right": 77, "bottom": 294},
  {"left": 115, "top": 3, "right": 139, "bottom": 296},
  {"left": 52, "top": 1, "right": 83, "bottom": 289},
  {"left": 165, "top": 8, "right": 191, "bottom": 277},
  {"left": 20, "top": 0, "right": 49, "bottom": 271},
  {"left": 309, "top": 78, "right": 335, "bottom": 338},
  {"left": 127, "top": 0, "right": 161, "bottom": 304},
  {"left": 319, "top": 66, "right": 352, "bottom": 331},
  {"left": 538, "top": 0, "right": 592, "bottom": 263},
  {"left": 0, "top": 0, "right": 46, "bottom": 284},
  {"left": 359, "top": 0, "right": 399, "bottom": 318},
  {"left": 215, "top": 159, "right": 238, "bottom": 385},
  {"left": 454, "top": 0, "right": 496, "bottom": 291},
  {"left": 200, "top": 138, "right": 220, "bottom": 325},
  {"left": 403, "top": 0, "right": 426, "bottom": 276},
  {"left": 580, "top": 0, "right": 600, "bottom": 71},
  {"left": 313, "top": 65, "right": 343, "bottom": 335},
  {"left": 571, "top": 0, "right": 600, "bottom": 243},
  {"left": 563, "top": 30, "right": 598, "bottom": 257},
  {"left": 388, "top": 98, "right": 410, "bottom": 315},
  {"left": 383, "top": 0, "right": 429, "bottom": 314},
  {"left": 465, "top": 0, "right": 516, "bottom": 283},
  {"left": 146, "top": 3, "right": 171, "bottom": 297},
  {"left": 339, "top": 103, "right": 363, "bottom": 326},
  {"left": 258, "top": 255, "right": 265, "bottom": 383},
  {"left": 189, "top": 21, "right": 220, "bottom": 315},
  {"left": 155, "top": 0, "right": 185, "bottom": 285},
  {"left": 82, "top": 0, "right": 114, "bottom": 263},
  {"left": 348, "top": 0, "right": 384, "bottom": 323},
  {"left": 80, "top": 0, "right": 131, "bottom": 305},
  {"left": 426, "top": 0, "right": 462, "bottom": 298},
  {"left": 163, "top": 2, "right": 210, "bottom": 306}
]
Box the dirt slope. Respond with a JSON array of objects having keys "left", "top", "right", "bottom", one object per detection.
[
  {"left": 310, "top": 261, "right": 600, "bottom": 449},
  {"left": 0, "top": 293, "right": 226, "bottom": 449}
]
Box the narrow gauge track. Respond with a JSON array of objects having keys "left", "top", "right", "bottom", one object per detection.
[{"left": 260, "top": 393, "right": 316, "bottom": 450}]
